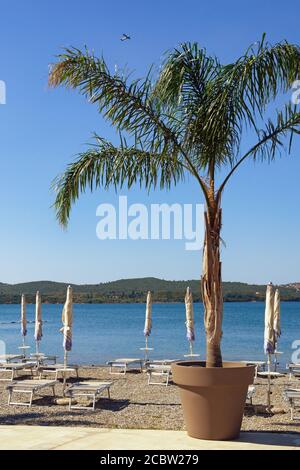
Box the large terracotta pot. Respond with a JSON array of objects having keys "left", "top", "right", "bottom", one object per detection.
[{"left": 172, "top": 361, "right": 255, "bottom": 440}]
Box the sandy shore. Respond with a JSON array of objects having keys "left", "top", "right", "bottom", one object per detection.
[{"left": 0, "top": 366, "right": 299, "bottom": 433}]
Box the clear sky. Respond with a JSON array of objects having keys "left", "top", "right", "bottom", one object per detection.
[{"left": 0, "top": 0, "right": 299, "bottom": 285}]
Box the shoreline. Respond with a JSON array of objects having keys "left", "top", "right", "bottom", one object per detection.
[{"left": 1, "top": 300, "right": 300, "bottom": 305}]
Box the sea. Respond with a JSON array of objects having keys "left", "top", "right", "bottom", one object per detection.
[{"left": 0, "top": 302, "right": 299, "bottom": 369}]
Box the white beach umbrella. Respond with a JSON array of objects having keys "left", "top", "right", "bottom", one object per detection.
[
  {"left": 21, "top": 294, "right": 27, "bottom": 341},
  {"left": 61, "top": 285, "right": 73, "bottom": 367},
  {"left": 143, "top": 291, "right": 152, "bottom": 357},
  {"left": 185, "top": 287, "right": 195, "bottom": 355},
  {"left": 264, "top": 282, "right": 275, "bottom": 410},
  {"left": 273, "top": 289, "right": 281, "bottom": 347},
  {"left": 264, "top": 283, "right": 275, "bottom": 355},
  {"left": 34, "top": 291, "right": 42, "bottom": 353}
]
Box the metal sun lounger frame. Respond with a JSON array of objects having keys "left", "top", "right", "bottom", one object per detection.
[
  {"left": 145, "top": 360, "right": 176, "bottom": 386},
  {"left": 283, "top": 389, "right": 300, "bottom": 420},
  {"left": 0, "top": 362, "right": 36, "bottom": 381},
  {"left": 65, "top": 381, "right": 113, "bottom": 411},
  {"left": 6, "top": 379, "right": 59, "bottom": 407},
  {"left": 107, "top": 359, "right": 143, "bottom": 375},
  {"left": 0, "top": 354, "right": 24, "bottom": 363},
  {"left": 38, "top": 363, "right": 79, "bottom": 380},
  {"left": 287, "top": 363, "right": 300, "bottom": 380},
  {"left": 28, "top": 354, "right": 58, "bottom": 365},
  {"left": 146, "top": 364, "right": 172, "bottom": 386}
]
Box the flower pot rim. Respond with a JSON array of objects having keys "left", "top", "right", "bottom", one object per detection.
[{"left": 172, "top": 360, "right": 256, "bottom": 370}]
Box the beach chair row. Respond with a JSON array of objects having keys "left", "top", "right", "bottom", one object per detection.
[
  {"left": 2, "top": 353, "right": 300, "bottom": 418},
  {"left": 6, "top": 379, "right": 112, "bottom": 411}
]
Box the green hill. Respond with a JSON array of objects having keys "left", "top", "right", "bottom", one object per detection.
[{"left": 0, "top": 278, "right": 299, "bottom": 303}]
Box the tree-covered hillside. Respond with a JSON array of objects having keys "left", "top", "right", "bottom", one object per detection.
[{"left": 0, "top": 278, "right": 299, "bottom": 303}]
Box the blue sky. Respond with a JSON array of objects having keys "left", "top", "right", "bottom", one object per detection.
[{"left": 0, "top": 0, "right": 300, "bottom": 285}]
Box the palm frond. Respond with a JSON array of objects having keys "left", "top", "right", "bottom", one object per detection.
[
  {"left": 52, "top": 136, "right": 185, "bottom": 227},
  {"left": 153, "top": 43, "right": 233, "bottom": 167},
  {"left": 153, "top": 42, "right": 220, "bottom": 107},
  {"left": 212, "top": 36, "right": 300, "bottom": 136},
  {"left": 49, "top": 48, "right": 181, "bottom": 155},
  {"left": 218, "top": 104, "right": 300, "bottom": 197}
]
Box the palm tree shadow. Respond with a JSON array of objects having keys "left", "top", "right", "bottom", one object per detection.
[
  {"left": 0, "top": 412, "right": 42, "bottom": 424},
  {"left": 129, "top": 401, "right": 180, "bottom": 407}
]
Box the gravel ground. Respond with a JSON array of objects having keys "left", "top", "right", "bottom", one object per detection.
[{"left": 0, "top": 366, "right": 299, "bottom": 433}]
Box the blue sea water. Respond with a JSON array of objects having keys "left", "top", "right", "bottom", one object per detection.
[{"left": 0, "top": 302, "right": 299, "bottom": 368}]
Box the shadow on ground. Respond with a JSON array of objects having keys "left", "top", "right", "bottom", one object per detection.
[{"left": 237, "top": 431, "right": 300, "bottom": 447}]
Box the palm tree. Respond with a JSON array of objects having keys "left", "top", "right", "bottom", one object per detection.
[{"left": 49, "top": 36, "right": 300, "bottom": 367}]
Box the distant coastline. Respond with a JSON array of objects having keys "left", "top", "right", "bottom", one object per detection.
[
  {"left": 0, "top": 277, "right": 300, "bottom": 304},
  {"left": 1, "top": 300, "right": 300, "bottom": 306}
]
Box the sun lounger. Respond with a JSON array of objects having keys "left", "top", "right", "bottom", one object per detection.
[
  {"left": 283, "top": 389, "right": 300, "bottom": 420},
  {"left": 21, "top": 355, "right": 58, "bottom": 367},
  {"left": 29, "top": 354, "right": 58, "bottom": 365},
  {"left": 0, "top": 362, "right": 36, "bottom": 381},
  {"left": 6, "top": 379, "right": 58, "bottom": 407},
  {"left": 287, "top": 363, "right": 300, "bottom": 380},
  {"left": 240, "top": 361, "right": 266, "bottom": 378},
  {"left": 257, "top": 371, "right": 285, "bottom": 379},
  {"left": 146, "top": 362, "right": 172, "bottom": 386},
  {"left": 0, "top": 354, "right": 24, "bottom": 363},
  {"left": 107, "top": 358, "right": 143, "bottom": 375},
  {"left": 38, "top": 363, "right": 79, "bottom": 380},
  {"left": 65, "top": 381, "right": 113, "bottom": 411},
  {"left": 146, "top": 359, "right": 176, "bottom": 365}
]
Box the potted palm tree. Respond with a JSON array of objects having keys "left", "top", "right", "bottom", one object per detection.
[{"left": 49, "top": 35, "right": 300, "bottom": 440}]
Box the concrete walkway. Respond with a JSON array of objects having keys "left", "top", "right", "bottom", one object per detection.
[{"left": 0, "top": 426, "right": 299, "bottom": 450}]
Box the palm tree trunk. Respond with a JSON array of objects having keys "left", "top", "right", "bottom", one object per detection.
[{"left": 201, "top": 207, "right": 223, "bottom": 367}]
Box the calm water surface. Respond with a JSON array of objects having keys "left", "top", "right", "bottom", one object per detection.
[{"left": 0, "top": 302, "right": 299, "bottom": 367}]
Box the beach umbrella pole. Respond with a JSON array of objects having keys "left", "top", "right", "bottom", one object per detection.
[
  {"left": 64, "top": 351, "right": 68, "bottom": 368},
  {"left": 21, "top": 337, "right": 26, "bottom": 358},
  {"left": 140, "top": 336, "right": 153, "bottom": 362},
  {"left": 18, "top": 337, "right": 26, "bottom": 358},
  {"left": 184, "top": 340, "right": 200, "bottom": 358},
  {"left": 63, "top": 351, "right": 68, "bottom": 394},
  {"left": 267, "top": 353, "right": 271, "bottom": 411},
  {"left": 144, "top": 337, "right": 149, "bottom": 361}
]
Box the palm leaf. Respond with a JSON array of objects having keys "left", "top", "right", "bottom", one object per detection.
[{"left": 52, "top": 136, "right": 185, "bottom": 226}]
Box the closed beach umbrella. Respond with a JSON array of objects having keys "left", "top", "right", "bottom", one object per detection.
[
  {"left": 34, "top": 291, "right": 42, "bottom": 353},
  {"left": 185, "top": 287, "right": 195, "bottom": 355},
  {"left": 273, "top": 288, "right": 281, "bottom": 372},
  {"left": 144, "top": 291, "right": 152, "bottom": 337},
  {"left": 61, "top": 285, "right": 73, "bottom": 367},
  {"left": 143, "top": 291, "right": 152, "bottom": 358},
  {"left": 264, "top": 283, "right": 275, "bottom": 355},
  {"left": 273, "top": 289, "right": 281, "bottom": 345},
  {"left": 264, "top": 282, "right": 275, "bottom": 410},
  {"left": 21, "top": 294, "right": 27, "bottom": 340}
]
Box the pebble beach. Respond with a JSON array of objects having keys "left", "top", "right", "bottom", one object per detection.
[{"left": 0, "top": 366, "right": 299, "bottom": 433}]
